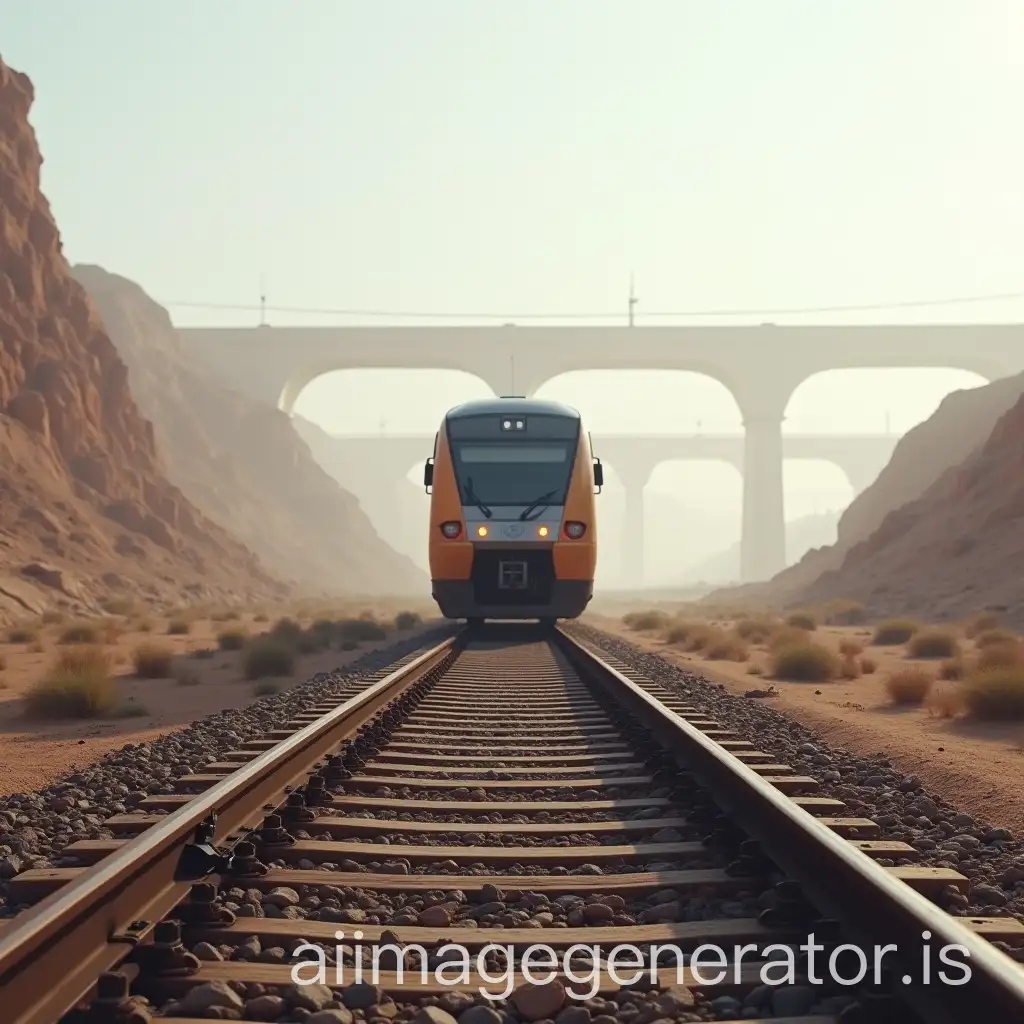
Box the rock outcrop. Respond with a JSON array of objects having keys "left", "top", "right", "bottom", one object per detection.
[
  {"left": 798, "top": 388, "right": 1024, "bottom": 626},
  {"left": 0, "top": 57, "right": 284, "bottom": 620},
  {"left": 73, "top": 266, "right": 424, "bottom": 596}
]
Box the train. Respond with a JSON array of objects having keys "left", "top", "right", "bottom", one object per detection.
[{"left": 424, "top": 397, "right": 602, "bottom": 626}]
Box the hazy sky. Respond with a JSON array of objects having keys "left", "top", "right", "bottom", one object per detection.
[{"left": 5, "top": 1, "right": 1021, "bottom": 577}]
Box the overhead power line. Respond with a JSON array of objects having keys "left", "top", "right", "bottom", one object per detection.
[{"left": 159, "top": 288, "right": 1024, "bottom": 320}]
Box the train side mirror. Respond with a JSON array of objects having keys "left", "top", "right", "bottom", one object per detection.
[
  {"left": 423, "top": 458, "right": 434, "bottom": 492},
  {"left": 593, "top": 458, "right": 604, "bottom": 492}
]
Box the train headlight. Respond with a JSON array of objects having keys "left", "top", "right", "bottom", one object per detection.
[
  {"left": 537, "top": 525, "right": 549, "bottom": 538},
  {"left": 440, "top": 522, "right": 461, "bottom": 538},
  {"left": 565, "top": 521, "right": 587, "bottom": 539},
  {"left": 476, "top": 525, "right": 489, "bottom": 537}
]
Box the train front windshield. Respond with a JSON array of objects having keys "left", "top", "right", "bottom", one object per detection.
[{"left": 452, "top": 442, "right": 574, "bottom": 506}]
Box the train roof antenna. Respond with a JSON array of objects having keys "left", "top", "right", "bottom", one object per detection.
[{"left": 628, "top": 273, "right": 638, "bottom": 327}]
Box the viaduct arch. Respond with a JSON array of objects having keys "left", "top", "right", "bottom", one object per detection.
[{"left": 176, "top": 324, "right": 1024, "bottom": 582}]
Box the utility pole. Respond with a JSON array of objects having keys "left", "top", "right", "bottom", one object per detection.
[{"left": 628, "top": 274, "right": 638, "bottom": 326}]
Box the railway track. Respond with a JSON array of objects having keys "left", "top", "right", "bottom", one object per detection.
[{"left": 1, "top": 625, "right": 1024, "bottom": 1023}]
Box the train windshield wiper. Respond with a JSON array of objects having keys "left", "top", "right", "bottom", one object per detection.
[
  {"left": 464, "top": 477, "right": 492, "bottom": 518},
  {"left": 520, "top": 489, "right": 559, "bottom": 521}
]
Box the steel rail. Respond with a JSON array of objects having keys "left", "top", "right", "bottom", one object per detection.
[
  {"left": 0, "top": 637, "right": 456, "bottom": 1024},
  {"left": 556, "top": 628, "right": 1024, "bottom": 1024}
]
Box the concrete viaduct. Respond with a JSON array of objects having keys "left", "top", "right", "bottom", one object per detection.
[
  {"left": 301, "top": 431, "right": 900, "bottom": 588},
  {"left": 176, "top": 324, "right": 1024, "bottom": 582}
]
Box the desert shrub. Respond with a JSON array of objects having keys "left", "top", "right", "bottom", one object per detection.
[
  {"left": 823, "top": 600, "right": 866, "bottom": 626},
  {"left": 254, "top": 680, "right": 282, "bottom": 697},
  {"left": 838, "top": 639, "right": 864, "bottom": 657},
  {"left": 734, "top": 616, "right": 778, "bottom": 641},
  {"left": 175, "top": 667, "right": 201, "bottom": 686},
  {"left": 664, "top": 621, "right": 697, "bottom": 645},
  {"left": 340, "top": 640, "right": 359, "bottom": 652},
  {"left": 60, "top": 622, "right": 100, "bottom": 644},
  {"left": 253, "top": 612, "right": 269, "bottom": 623},
  {"left": 24, "top": 648, "right": 116, "bottom": 719},
  {"left": 217, "top": 628, "right": 248, "bottom": 651},
  {"left": 771, "top": 643, "right": 840, "bottom": 682},
  {"left": 962, "top": 667, "right": 1024, "bottom": 720},
  {"left": 395, "top": 610, "right": 423, "bottom": 630},
  {"left": 885, "top": 667, "right": 933, "bottom": 705},
  {"left": 975, "top": 641, "right": 1024, "bottom": 672},
  {"left": 964, "top": 612, "right": 1000, "bottom": 639},
  {"left": 134, "top": 618, "right": 153, "bottom": 632},
  {"left": 786, "top": 612, "right": 817, "bottom": 631},
  {"left": 859, "top": 655, "right": 877, "bottom": 674},
  {"left": 166, "top": 619, "right": 190, "bottom": 636},
  {"left": 40, "top": 610, "right": 66, "bottom": 625},
  {"left": 6, "top": 626, "right": 37, "bottom": 643},
  {"left": 973, "top": 628, "right": 1018, "bottom": 649},
  {"left": 768, "top": 626, "right": 811, "bottom": 652},
  {"left": 703, "top": 632, "right": 749, "bottom": 662},
  {"left": 210, "top": 609, "right": 242, "bottom": 622},
  {"left": 336, "top": 618, "right": 388, "bottom": 643},
  {"left": 295, "top": 629, "right": 329, "bottom": 654},
  {"left": 872, "top": 619, "right": 920, "bottom": 645},
  {"left": 839, "top": 655, "right": 861, "bottom": 680},
  {"left": 270, "top": 617, "right": 304, "bottom": 643},
  {"left": 907, "top": 629, "right": 960, "bottom": 659},
  {"left": 132, "top": 642, "right": 174, "bottom": 678},
  {"left": 928, "top": 685, "right": 964, "bottom": 719},
  {"left": 747, "top": 664, "right": 764, "bottom": 676},
  {"left": 243, "top": 638, "right": 296, "bottom": 680},
  {"left": 102, "top": 597, "right": 136, "bottom": 616},
  {"left": 622, "top": 610, "right": 669, "bottom": 631},
  {"left": 939, "top": 657, "right": 965, "bottom": 681}
]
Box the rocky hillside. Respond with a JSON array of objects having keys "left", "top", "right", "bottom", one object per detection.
[
  {"left": 73, "top": 266, "right": 424, "bottom": 596},
  {"left": 799, "top": 389, "right": 1024, "bottom": 625},
  {"left": 710, "top": 371, "right": 1024, "bottom": 607},
  {"left": 0, "top": 58, "right": 283, "bottom": 620}
]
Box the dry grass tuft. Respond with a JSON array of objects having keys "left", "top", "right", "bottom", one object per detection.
[
  {"left": 40, "top": 610, "right": 65, "bottom": 625},
  {"left": 885, "top": 666, "right": 933, "bottom": 705},
  {"left": 243, "top": 638, "right": 296, "bottom": 680},
  {"left": 395, "top": 610, "right": 423, "bottom": 630},
  {"left": 786, "top": 612, "right": 817, "bottom": 631},
  {"left": 872, "top": 619, "right": 920, "bottom": 645},
  {"left": 132, "top": 642, "right": 175, "bottom": 678},
  {"left": 839, "top": 655, "right": 861, "bottom": 680},
  {"left": 746, "top": 664, "right": 764, "bottom": 676},
  {"left": 907, "top": 629, "right": 960, "bottom": 659},
  {"left": 5, "top": 625, "right": 37, "bottom": 643},
  {"left": 623, "top": 609, "right": 670, "bottom": 631},
  {"left": 859, "top": 655, "right": 878, "bottom": 674},
  {"left": 962, "top": 667, "right": 1024, "bottom": 720},
  {"left": 217, "top": 628, "right": 248, "bottom": 651},
  {"left": 768, "top": 626, "right": 812, "bottom": 653},
  {"left": 59, "top": 621, "right": 100, "bottom": 644},
  {"left": 964, "top": 612, "right": 1000, "bottom": 639},
  {"left": 24, "top": 648, "right": 117, "bottom": 719},
  {"left": 702, "top": 630, "right": 749, "bottom": 662},
  {"left": 928, "top": 685, "right": 964, "bottom": 719},
  {"left": 975, "top": 641, "right": 1024, "bottom": 672},
  {"left": 939, "top": 657, "right": 966, "bottom": 680},
  {"left": 734, "top": 616, "right": 778, "bottom": 642},
  {"left": 166, "top": 618, "right": 191, "bottom": 636},
  {"left": 771, "top": 642, "right": 840, "bottom": 682},
  {"left": 973, "top": 628, "right": 1018, "bottom": 649},
  {"left": 838, "top": 639, "right": 864, "bottom": 657}
]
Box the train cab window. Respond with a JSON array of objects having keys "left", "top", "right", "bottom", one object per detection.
[{"left": 451, "top": 441, "right": 575, "bottom": 506}]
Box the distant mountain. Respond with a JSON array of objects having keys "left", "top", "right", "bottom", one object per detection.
[{"left": 680, "top": 511, "right": 840, "bottom": 585}]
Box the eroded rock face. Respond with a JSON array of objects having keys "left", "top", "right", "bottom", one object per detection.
[
  {"left": 799, "top": 389, "right": 1024, "bottom": 625},
  {"left": 0, "top": 57, "right": 285, "bottom": 619},
  {"left": 72, "top": 265, "right": 424, "bottom": 596}
]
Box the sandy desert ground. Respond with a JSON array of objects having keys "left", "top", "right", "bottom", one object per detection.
[{"left": 587, "top": 610, "right": 1024, "bottom": 833}]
